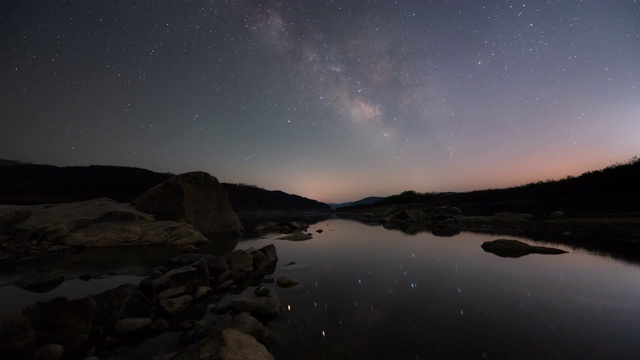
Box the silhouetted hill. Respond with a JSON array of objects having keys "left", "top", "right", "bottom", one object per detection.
[
  {"left": 331, "top": 196, "right": 384, "bottom": 210},
  {"left": 222, "top": 183, "right": 331, "bottom": 213},
  {"left": 0, "top": 161, "right": 332, "bottom": 213},
  {"left": 350, "top": 156, "right": 640, "bottom": 215},
  {"left": 0, "top": 162, "right": 173, "bottom": 204}
]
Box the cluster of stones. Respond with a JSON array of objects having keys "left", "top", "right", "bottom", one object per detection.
[
  {"left": 0, "top": 244, "right": 284, "bottom": 360},
  {"left": 255, "top": 221, "right": 315, "bottom": 241},
  {"left": 341, "top": 205, "right": 463, "bottom": 236}
]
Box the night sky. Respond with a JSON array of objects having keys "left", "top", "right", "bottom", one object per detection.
[{"left": 2, "top": 1, "right": 639, "bottom": 203}]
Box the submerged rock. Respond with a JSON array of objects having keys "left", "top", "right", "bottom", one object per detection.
[
  {"left": 278, "top": 232, "right": 312, "bottom": 241},
  {"left": 481, "top": 239, "right": 568, "bottom": 258},
  {"left": 276, "top": 276, "right": 299, "bottom": 288},
  {"left": 14, "top": 271, "right": 64, "bottom": 293},
  {"left": 231, "top": 293, "right": 284, "bottom": 318}
]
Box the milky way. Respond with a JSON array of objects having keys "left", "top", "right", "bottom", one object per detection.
[{"left": 1, "top": 1, "right": 639, "bottom": 202}]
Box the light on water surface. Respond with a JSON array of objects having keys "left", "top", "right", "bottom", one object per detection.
[{"left": 236, "top": 218, "right": 640, "bottom": 359}]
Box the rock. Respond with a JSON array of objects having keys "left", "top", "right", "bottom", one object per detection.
[
  {"left": 254, "top": 286, "right": 270, "bottom": 297},
  {"left": 23, "top": 297, "right": 96, "bottom": 355},
  {"left": 548, "top": 211, "right": 565, "bottom": 218},
  {"left": 113, "top": 317, "right": 151, "bottom": 335},
  {"left": 316, "top": 229, "right": 323, "bottom": 233},
  {"left": 14, "top": 271, "right": 64, "bottom": 293},
  {"left": 160, "top": 295, "right": 194, "bottom": 315},
  {"left": 192, "top": 258, "right": 211, "bottom": 287},
  {"left": 210, "top": 303, "right": 231, "bottom": 314},
  {"left": 215, "top": 279, "right": 234, "bottom": 291},
  {"left": 182, "top": 244, "right": 199, "bottom": 253},
  {"left": 0, "top": 313, "right": 36, "bottom": 359},
  {"left": 145, "top": 266, "right": 198, "bottom": 294},
  {"left": 226, "top": 250, "right": 254, "bottom": 273},
  {"left": 481, "top": 239, "right": 568, "bottom": 258},
  {"left": 36, "top": 343, "right": 64, "bottom": 360},
  {"left": 194, "top": 286, "right": 213, "bottom": 300},
  {"left": 261, "top": 244, "right": 278, "bottom": 263},
  {"left": 93, "top": 284, "right": 151, "bottom": 330},
  {"left": 134, "top": 171, "right": 244, "bottom": 235},
  {"left": 493, "top": 212, "right": 530, "bottom": 223},
  {"left": 278, "top": 232, "right": 312, "bottom": 241},
  {"left": 158, "top": 286, "right": 187, "bottom": 300},
  {"left": 230, "top": 312, "right": 279, "bottom": 347},
  {"left": 398, "top": 209, "right": 428, "bottom": 222},
  {"left": 276, "top": 276, "right": 299, "bottom": 288},
  {"left": 79, "top": 273, "right": 92, "bottom": 281},
  {"left": 150, "top": 318, "right": 170, "bottom": 331},
  {"left": 254, "top": 221, "right": 309, "bottom": 234},
  {"left": 231, "top": 293, "right": 283, "bottom": 317},
  {"left": 7, "top": 198, "right": 208, "bottom": 248},
  {"left": 177, "top": 328, "right": 274, "bottom": 360}
]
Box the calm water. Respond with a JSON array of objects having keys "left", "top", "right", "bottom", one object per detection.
[
  {"left": 240, "top": 219, "right": 640, "bottom": 359},
  {"left": 2, "top": 218, "right": 640, "bottom": 359}
]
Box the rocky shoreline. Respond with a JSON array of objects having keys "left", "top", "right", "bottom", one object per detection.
[
  {"left": 336, "top": 204, "right": 640, "bottom": 243},
  {"left": 1, "top": 244, "right": 290, "bottom": 360}
]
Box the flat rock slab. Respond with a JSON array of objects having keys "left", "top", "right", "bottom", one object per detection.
[{"left": 481, "top": 239, "right": 568, "bottom": 258}]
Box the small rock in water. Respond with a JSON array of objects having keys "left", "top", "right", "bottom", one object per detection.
[
  {"left": 36, "top": 343, "right": 64, "bottom": 360},
  {"left": 14, "top": 271, "right": 64, "bottom": 293},
  {"left": 316, "top": 229, "right": 323, "bottom": 233},
  {"left": 78, "top": 273, "right": 92, "bottom": 281},
  {"left": 284, "top": 262, "right": 296, "bottom": 266},
  {"left": 276, "top": 276, "right": 299, "bottom": 288},
  {"left": 254, "top": 286, "right": 271, "bottom": 297}
]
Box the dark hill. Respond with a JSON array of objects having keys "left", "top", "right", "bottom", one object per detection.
[
  {"left": 0, "top": 160, "right": 331, "bottom": 213},
  {"left": 331, "top": 196, "right": 384, "bottom": 210},
  {"left": 222, "top": 183, "right": 331, "bottom": 213},
  {"left": 0, "top": 161, "right": 173, "bottom": 204},
  {"left": 350, "top": 156, "right": 640, "bottom": 215}
]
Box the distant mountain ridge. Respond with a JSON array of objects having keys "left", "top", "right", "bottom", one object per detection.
[
  {"left": 222, "top": 183, "right": 330, "bottom": 213},
  {"left": 330, "top": 196, "right": 385, "bottom": 210},
  {"left": 0, "top": 160, "right": 331, "bottom": 213}
]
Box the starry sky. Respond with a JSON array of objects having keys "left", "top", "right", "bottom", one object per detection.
[{"left": 1, "top": 1, "right": 639, "bottom": 203}]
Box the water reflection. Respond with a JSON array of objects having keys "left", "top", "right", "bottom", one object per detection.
[{"left": 238, "top": 219, "right": 640, "bottom": 359}]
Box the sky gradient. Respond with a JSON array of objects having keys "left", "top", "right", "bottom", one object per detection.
[{"left": 2, "top": 0, "right": 639, "bottom": 203}]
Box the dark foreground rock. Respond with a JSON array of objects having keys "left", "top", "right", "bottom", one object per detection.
[
  {"left": 134, "top": 171, "right": 244, "bottom": 236},
  {"left": 481, "top": 239, "right": 568, "bottom": 258},
  {"left": 176, "top": 328, "right": 274, "bottom": 360},
  {"left": 0, "top": 244, "right": 282, "bottom": 360}
]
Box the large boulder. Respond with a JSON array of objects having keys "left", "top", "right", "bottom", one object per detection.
[
  {"left": 0, "top": 313, "right": 36, "bottom": 359},
  {"left": 481, "top": 239, "right": 568, "bottom": 258},
  {"left": 134, "top": 172, "right": 244, "bottom": 235},
  {"left": 177, "top": 328, "right": 274, "bottom": 360},
  {"left": 7, "top": 198, "right": 207, "bottom": 248}
]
